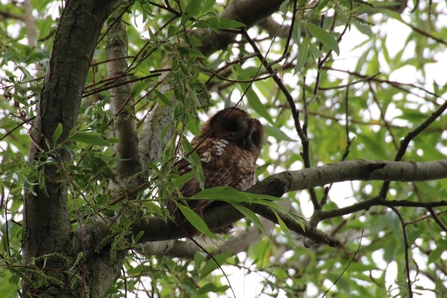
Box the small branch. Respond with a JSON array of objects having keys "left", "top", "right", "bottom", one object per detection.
[
  {"left": 239, "top": 27, "right": 308, "bottom": 154},
  {"left": 138, "top": 104, "right": 175, "bottom": 166},
  {"left": 369, "top": 82, "right": 399, "bottom": 149},
  {"left": 247, "top": 204, "right": 339, "bottom": 247},
  {"left": 23, "top": 0, "right": 37, "bottom": 46},
  {"left": 300, "top": 75, "right": 320, "bottom": 225},
  {"left": 317, "top": 73, "right": 381, "bottom": 90},
  {"left": 379, "top": 97, "right": 447, "bottom": 198},
  {"left": 321, "top": 198, "right": 447, "bottom": 220},
  {"left": 322, "top": 231, "right": 363, "bottom": 297},
  {"left": 106, "top": 8, "right": 144, "bottom": 188},
  {"left": 0, "top": 10, "right": 25, "bottom": 21},
  {"left": 322, "top": 66, "right": 445, "bottom": 101},
  {"left": 212, "top": 217, "right": 275, "bottom": 257},
  {"left": 389, "top": 206, "right": 413, "bottom": 298},
  {"left": 406, "top": 22, "right": 447, "bottom": 46},
  {"left": 256, "top": 17, "right": 290, "bottom": 39},
  {"left": 427, "top": 207, "right": 447, "bottom": 233}
]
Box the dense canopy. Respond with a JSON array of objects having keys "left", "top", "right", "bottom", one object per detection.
[{"left": 1, "top": 0, "right": 447, "bottom": 297}]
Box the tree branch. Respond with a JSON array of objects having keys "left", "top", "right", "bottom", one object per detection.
[
  {"left": 251, "top": 160, "right": 447, "bottom": 195},
  {"left": 22, "top": 0, "right": 119, "bottom": 296},
  {"left": 193, "top": 0, "right": 285, "bottom": 56},
  {"left": 74, "top": 159, "right": 447, "bottom": 257},
  {"left": 106, "top": 3, "right": 144, "bottom": 189}
]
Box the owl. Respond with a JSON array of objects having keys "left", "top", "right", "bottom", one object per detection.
[{"left": 169, "top": 107, "right": 264, "bottom": 236}]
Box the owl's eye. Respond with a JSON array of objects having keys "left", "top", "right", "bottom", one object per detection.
[
  {"left": 251, "top": 133, "right": 258, "bottom": 144},
  {"left": 224, "top": 122, "right": 238, "bottom": 132}
]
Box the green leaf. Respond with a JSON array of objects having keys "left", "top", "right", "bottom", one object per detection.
[
  {"left": 316, "top": 0, "right": 330, "bottom": 11},
  {"left": 263, "top": 125, "right": 297, "bottom": 142},
  {"left": 194, "top": 251, "right": 206, "bottom": 268},
  {"left": 232, "top": 203, "right": 269, "bottom": 236},
  {"left": 274, "top": 211, "right": 295, "bottom": 246},
  {"left": 239, "top": 84, "right": 274, "bottom": 124},
  {"left": 173, "top": 171, "right": 195, "bottom": 188},
  {"left": 186, "top": 113, "right": 201, "bottom": 136},
  {"left": 355, "top": 47, "right": 370, "bottom": 73},
  {"left": 131, "top": 80, "right": 152, "bottom": 97},
  {"left": 177, "top": 204, "right": 216, "bottom": 239},
  {"left": 428, "top": 242, "right": 447, "bottom": 264},
  {"left": 181, "top": 0, "right": 204, "bottom": 25},
  {"left": 295, "top": 37, "right": 309, "bottom": 73},
  {"left": 197, "top": 283, "right": 229, "bottom": 294},
  {"left": 353, "top": 21, "right": 373, "bottom": 37},
  {"left": 345, "top": 262, "right": 379, "bottom": 272},
  {"left": 383, "top": 236, "right": 397, "bottom": 263},
  {"left": 192, "top": 186, "right": 282, "bottom": 205},
  {"left": 194, "top": 17, "right": 245, "bottom": 30},
  {"left": 192, "top": 186, "right": 245, "bottom": 203},
  {"left": 183, "top": 138, "right": 205, "bottom": 189},
  {"left": 38, "top": 172, "right": 48, "bottom": 196},
  {"left": 292, "top": 17, "right": 301, "bottom": 45},
  {"left": 279, "top": 0, "right": 289, "bottom": 14},
  {"left": 305, "top": 23, "right": 340, "bottom": 55},
  {"left": 215, "top": 17, "right": 245, "bottom": 30},
  {"left": 308, "top": 40, "right": 323, "bottom": 58},
  {"left": 199, "top": 251, "right": 232, "bottom": 279},
  {"left": 203, "top": 0, "right": 216, "bottom": 13},
  {"left": 181, "top": 138, "right": 194, "bottom": 155},
  {"left": 53, "top": 123, "right": 63, "bottom": 146},
  {"left": 68, "top": 132, "right": 110, "bottom": 146},
  {"left": 180, "top": 34, "right": 202, "bottom": 47},
  {"left": 179, "top": 47, "right": 206, "bottom": 59},
  {"left": 133, "top": 231, "right": 144, "bottom": 243}
]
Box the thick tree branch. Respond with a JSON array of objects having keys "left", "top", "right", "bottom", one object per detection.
[
  {"left": 107, "top": 5, "right": 144, "bottom": 188},
  {"left": 193, "top": 0, "right": 285, "bottom": 56},
  {"left": 80, "top": 5, "right": 147, "bottom": 296},
  {"left": 145, "top": 208, "right": 277, "bottom": 259},
  {"left": 138, "top": 103, "right": 174, "bottom": 166},
  {"left": 211, "top": 216, "right": 275, "bottom": 257},
  {"left": 74, "top": 159, "right": 447, "bottom": 257},
  {"left": 248, "top": 160, "right": 447, "bottom": 197},
  {"left": 23, "top": 0, "right": 37, "bottom": 46},
  {"left": 257, "top": 17, "right": 290, "bottom": 39},
  {"left": 23, "top": 0, "right": 118, "bottom": 296}
]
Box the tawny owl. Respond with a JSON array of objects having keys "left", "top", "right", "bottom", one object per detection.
[{"left": 169, "top": 107, "right": 264, "bottom": 236}]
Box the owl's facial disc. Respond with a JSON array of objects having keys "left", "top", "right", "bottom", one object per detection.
[
  {"left": 204, "top": 107, "right": 264, "bottom": 156},
  {"left": 224, "top": 122, "right": 238, "bottom": 132},
  {"left": 221, "top": 116, "right": 249, "bottom": 147}
]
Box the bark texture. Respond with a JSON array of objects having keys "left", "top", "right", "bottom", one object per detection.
[{"left": 22, "top": 0, "right": 118, "bottom": 296}]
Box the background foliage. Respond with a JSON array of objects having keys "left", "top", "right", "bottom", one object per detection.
[{"left": 1, "top": 0, "right": 447, "bottom": 297}]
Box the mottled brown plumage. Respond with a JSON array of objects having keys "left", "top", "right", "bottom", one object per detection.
[{"left": 169, "top": 107, "right": 264, "bottom": 236}]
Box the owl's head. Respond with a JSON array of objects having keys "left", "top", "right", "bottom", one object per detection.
[{"left": 200, "top": 107, "right": 264, "bottom": 157}]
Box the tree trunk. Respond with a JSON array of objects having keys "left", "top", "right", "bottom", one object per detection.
[{"left": 22, "top": 0, "right": 118, "bottom": 296}]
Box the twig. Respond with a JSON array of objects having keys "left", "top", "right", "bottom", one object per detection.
[
  {"left": 322, "top": 230, "right": 363, "bottom": 297},
  {"left": 239, "top": 27, "right": 308, "bottom": 145},
  {"left": 427, "top": 207, "right": 447, "bottom": 233},
  {"left": 379, "top": 98, "right": 447, "bottom": 198},
  {"left": 389, "top": 206, "right": 413, "bottom": 298},
  {"left": 321, "top": 198, "right": 447, "bottom": 220}
]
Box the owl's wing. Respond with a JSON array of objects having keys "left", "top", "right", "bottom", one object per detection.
[
  {"left": 176, "top": 138, "right": 236, "bottom": 199},
  {"left": 169, "top": 138, "right": 256, "bottom": 235}
]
